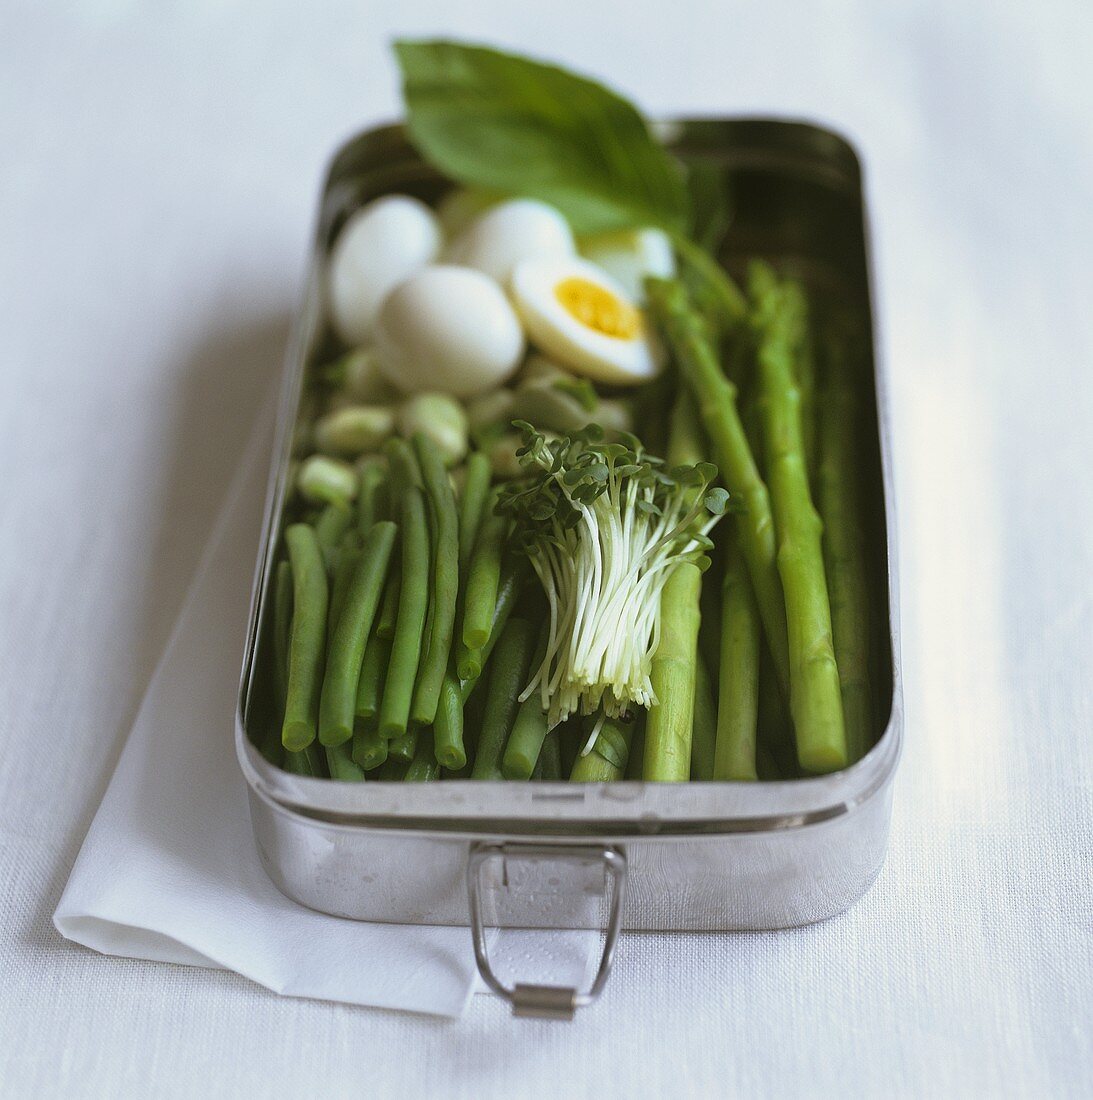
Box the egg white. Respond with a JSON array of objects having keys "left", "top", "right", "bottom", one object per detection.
[{"left": 509, "top": 257, "right": 665, "bottom": 386}]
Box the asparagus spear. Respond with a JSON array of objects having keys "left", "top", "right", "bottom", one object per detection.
[
  {"left": 665, "top": 388, "right": 715, "bottom": 781},
  {"left": 817, "top": 322, "right": 873, "bottom": 764},
  {"left": 749, "top": 263, "right": 846, "bottom": 773},
  {"left": 643, "top": 562, "right": 702, "bottom": 781},
  {"left": 646, "top": 277, "right": 790, "bottom": 698},
  {"left": 713, "top": 533, "right": 760, "bottom": 780}
]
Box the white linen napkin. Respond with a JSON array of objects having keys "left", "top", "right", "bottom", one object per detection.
[{"left": 54, "top": 395, "right": 596, "bottom": 1017}]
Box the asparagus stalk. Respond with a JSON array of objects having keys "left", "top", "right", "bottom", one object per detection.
[
  {"left": 713, "top": 533, "right": 760, "bottom": 780},
  {"left": 646, "top": 277, "right": 790, "bottom": 697},
  {"left": 749, "top": 263, "right": 846, "bottom": 772},
  {"left": 642, "top": 562, "right": 702, "bottom": 781},
  {"left": 817, "top": 323, "right": 873, "bottom": 764},
  {"left": 665, "top": 388, "right": 715, "bottom": 781}
]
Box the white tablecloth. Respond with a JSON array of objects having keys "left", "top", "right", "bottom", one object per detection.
[{"left": 2, "top": 1, "right": 1090, "bottom": 1096}]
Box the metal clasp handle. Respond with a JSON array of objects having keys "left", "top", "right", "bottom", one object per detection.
[{"left": 466, "top": 842, "right": 627, "bottom": 1020}]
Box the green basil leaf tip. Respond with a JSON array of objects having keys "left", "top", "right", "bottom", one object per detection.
[{"left": 394, "top": 39, "right": 689, "bottom": 235}]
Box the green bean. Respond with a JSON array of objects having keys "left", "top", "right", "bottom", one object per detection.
[
  {"left": 273, "top": 559, "right": 293, "bottom": 705},
  {"left": 283, "top": 742, "right": 326, "bottom": 777},
  {"left": 458, "top": 452, "right": 492, "bottom": 578},
  {"left": 383, "top": 436, "right": 423, "bottom": 495},
  {"left": 325, "top": 541, "right": 362, "bottom": 650},
  {"left": 281, "top": 524, "right": 328, "bottom": 751},
  {"left": 571, "top": 714, "right": 635, "bottom": 782},
  {"left": 459, "top": 554, "right": 527, "bottom": 703},
  {"left": 471, "top": 618, "right": 535, "bottom": 779},
  {"left": 410, "top": 434, "right": 460, "bottom": 726},
  {"left": 282, "top": 750, "right": 313, "bottom": 776},
  {"left": 377, "top": 487, "right": 430, "bottom": 740},
  {"left": 261, "top": 558, "right": 293, "bottom": 765},
  {"left": 387, "top": 728, "right": 419, "bottom": 764},
  {"left": 354, "top": 630, "right": 390, "bottom": 721},
  {"left": 455, "top": 641, "right": 483, "bottom": 683},
  {"left": 404, "top": 730, "right": 441, "bottom": 782},
  {"left": 352, "top": 720, "right": 388, "bottom": 771},
  {"left": 501, "top": 695, "right": 549, "bottom": 780},
  {"left": 461, "top": 491, "right": 506, "bottom": 651},
  {"left": 314, "top": 503, "right": 353, "bottom": 571},
  {"left": 376, "top": 562, "right": 400, "bottom": 640},
  {"left": 356, "top": 456, "right": 388, "bottom": 535},
  {"left": 433, "top": 674, "right": 466, "bottom": 770},
  {"left": 318, "top": 521, "right": 396, "bottom": 746},
  {"left": 325, "top": 742, "right": 366, "bottom": 781}
]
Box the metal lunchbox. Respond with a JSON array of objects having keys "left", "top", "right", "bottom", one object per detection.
[{"left": 235, "top": 118, "right": 902, "bottom": 1019}]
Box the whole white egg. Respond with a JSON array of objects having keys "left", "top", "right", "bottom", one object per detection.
[
  {"left": 375, "top": 265, "right": 525, "bottom": 398},
  {"left": 449, "top": 199, "right": 575, "bottom": 283},
  {"left": 327, "top": 195, "right": 441, "bottom": 346}
]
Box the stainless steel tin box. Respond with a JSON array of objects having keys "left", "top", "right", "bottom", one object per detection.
[{"left": 235, "top": 119, "right": 901, "bottom": 1015}]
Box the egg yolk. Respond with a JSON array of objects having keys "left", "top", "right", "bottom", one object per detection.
[{"left": 554, "top": 277, "right": 640, "bottom": 340}]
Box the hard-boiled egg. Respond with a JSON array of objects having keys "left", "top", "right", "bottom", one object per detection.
[
  {"left": 327, "top": 195, "right": 441, "bottom": 346},
  {"left": 449, "top": 199, "right": 575, "bottom": 283},
  {"left": 578, "top": 227, "right": 675, "bottom": 302},
  {"left": 375, "top": 266, "right": 524, "bottom": 398},
  {"left": 509, "top": 257, "right": 665, "bottom": 386}
]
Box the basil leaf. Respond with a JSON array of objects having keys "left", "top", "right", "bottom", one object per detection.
[{"left": 394, "top": 40, "right": 689, "bottom": 235}]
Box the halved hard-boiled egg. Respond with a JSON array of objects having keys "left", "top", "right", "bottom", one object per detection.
[{"left": 509, "top": 257, "right": 665, "bottom": 386}]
